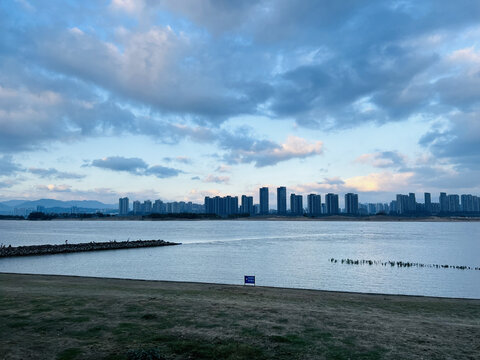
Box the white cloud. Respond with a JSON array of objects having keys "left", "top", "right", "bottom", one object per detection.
[
  {"left": 225, "top": 135, "right": 323, "bottom": 167},
  {"left": 344, "top": 172, "right": 414, "bottom": 192},
  {"left": 36, "top": 184, "right": 72, "bottom": 192},
  {"left": 109, "top": 0, "right": 144, "bottom": 14}
]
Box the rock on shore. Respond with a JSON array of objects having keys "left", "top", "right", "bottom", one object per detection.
[{"left": 0, "top": 239, "right": 180, "bottom": 258}]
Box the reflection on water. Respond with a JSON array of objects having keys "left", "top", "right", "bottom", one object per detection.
[{"left": 0, "top": 220, "right": 479, "bottom": 298}]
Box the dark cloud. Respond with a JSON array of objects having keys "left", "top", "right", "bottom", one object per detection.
[
  {"left": 144, "top": 165, "right": 183, "bottom": 179},
  {"left": 90, "top": 157, "right": 148, "bottom": 174},
  {"left": 319, "top": 177, "right": 345, "bottom": 186},
  {"left": 419, "top": 110, "right": 480, "bottom": 171},
  {"left": 0, "top": 58, "right": 137, "bottom": 152},
  {"left": 2, "top": 0, "right": 478, "bottom": 140},
  {"left": 1, "top": 0, "right": 480, "bottom": 189},
  {"left": 218, "top": 128, "right": 323, "bottom": 167},
  {"left": 88, "top": 156, "right": 182, "bottom": 179},
  {"left": 29, "top": 168, "right": 85, "bottom": 179},
  {"left": 0, "top": 155, "right": 22, "bottom": 176}
]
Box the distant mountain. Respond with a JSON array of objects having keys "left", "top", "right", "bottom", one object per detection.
[
  {"left": 0, "top": 199, "right": 116, "bottom": 210},
  {"left": 0, "top": 203, "right": 12, "bottom": 214},
  {"left": 0, "top": 200, "right": 25, "bottom": 207}
]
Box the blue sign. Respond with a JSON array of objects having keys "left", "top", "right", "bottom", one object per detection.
[{"left": 244, "top": 275, "right": 255, "bottom": 285}]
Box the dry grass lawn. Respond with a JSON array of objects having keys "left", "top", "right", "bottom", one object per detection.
[{"left": 0, "top": 273, "right": 479, "bottom": 359}]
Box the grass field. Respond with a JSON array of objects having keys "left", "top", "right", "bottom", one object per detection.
[{"left": 1, "top": 273, "right": 479, "bottom": 359}]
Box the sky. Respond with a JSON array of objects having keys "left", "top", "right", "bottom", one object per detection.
[{"left": 1, "top": 0, "right": 480, "bottom": 207}]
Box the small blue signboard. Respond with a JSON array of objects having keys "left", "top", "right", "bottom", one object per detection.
[{"left": 244, "top": 275, "right": 255, "bottom": 285}]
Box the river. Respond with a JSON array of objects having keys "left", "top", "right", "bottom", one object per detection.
[{"left": 0, "top": 220, "right": 479, "bottom": 298}]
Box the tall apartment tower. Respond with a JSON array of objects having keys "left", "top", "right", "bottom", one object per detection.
[
  {"left": 424, "top": 193, "right": 431, "bottom": 213},
  {"left": 152, "top": 200, "right": 165, "bottom": 214},
  {"left": 259, "top": 187, "right": 269, "bottom": 215},
  {"left": 344, "top": 193, "right": 359, "bottom": 215},
  {"left": 290, "top": 194, "right": 303, "bottom": 215},
  {"left": 307, "top": 194, "right": 321, "bottom": 216},
  {"left": 132, "top": 200, "right": 142, "bottom": 215},
  {"left": 225, "top": 196, "right": 239, "bottom": 215},
  {"left": 240, "top": 195, "right": 254, "bottom": 215},
  {"left": 448, "top": 194, "right": 460, "bottom": 212},
  {"left": 143, "top": 200, "right": 152, "bottom": 214},
  {"left": 325, "top": 193, "right": 339, "bottom": 214},
  {"left": 118, "top": 197, "right": 129, "bottom": 216},
  {"left": 439, "top": 192, "right": 448, "bottom": 212},
  {"left": 461, "top": 194, "right": 474, "bottom": 212},
  {"left": 408, "top": 193, "right": 416, "bottom": 212},
  {"left": 277, "top": 186, "right": 287, "bottom": 215}
]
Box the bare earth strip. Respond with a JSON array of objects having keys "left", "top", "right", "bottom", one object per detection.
[{"left": 0, "top": 273, "right": 479, "bottom": 360}]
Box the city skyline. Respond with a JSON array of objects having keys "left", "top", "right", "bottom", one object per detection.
[
  {"left": 126, "top": 187, "right": 480, "bottom": 215},
  {"left": 1, "top": 1, "right": 480, "bottom": 204},
  {"left": 4, "top": 186, "right": 479, "bottom": 217},
  {"left": 3, "top": 186, "right": 480, "bottom": 211}
]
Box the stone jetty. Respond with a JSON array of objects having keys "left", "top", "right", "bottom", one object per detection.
[{"left": 0, "top": 240, "right": 180, "bottom": 258}]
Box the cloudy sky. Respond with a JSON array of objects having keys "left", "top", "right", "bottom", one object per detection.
[{"left": 1, "top": 0, "right": 480, "bottom": 206}]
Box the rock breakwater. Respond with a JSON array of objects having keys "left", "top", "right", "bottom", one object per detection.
[{"left": 0, "top": 240, "right": 180, "bottom": 258}]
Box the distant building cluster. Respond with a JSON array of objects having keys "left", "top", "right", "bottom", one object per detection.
[
  {"left": 360, "top": 192, "right": 480, "bottom": 215},
  {"left": 117, "top": 189, "right": 480, "bottom": 218},
  {"left": 118, "top": 197, "right": 203, "bottom": 216},
  {"left": 202, "top": 187, "right": 360, "bottom": 217},
  {"left": 388, "top": 192, "right": 480, "bottom": 215}
]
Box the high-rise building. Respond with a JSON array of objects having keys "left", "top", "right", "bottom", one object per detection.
[
  {"left": 204, "top": 195, "right": 238, "bottom": 216},
  {"left": 325, "top": 193, "right": 339, "bottom": 215},
  {"left": 225, "top": 196, "right": 239, "bottom": 215},
  {"left": 240, "top": 195, "right": 254, "bottom": 215},
  {"left": 152, "top": 200, "right": 165, "bottom": 214},
  {"left": 204, "top": 197, "right": 212, "bottom": 214},
  {"left": 132, "top": 200, "right": 142, "bottom": 215},
  {"left": 461, "top": 194, "right": 474, "bottom": 212},
  {"left": 408, "top": 193, "right": 416, "bottom": 212},
  {"left": 143, "top": 200, "right": 152, "bottom": 214},
  {"left": 424, "top": 193, "right": 431, "bottom": 213},
  {"left": 389, "top": 200, "right": 397, "bottom": 214},
  {"left": 118, "top": 197, "right": 129, "bottom": 216},
  {"left": 307, "top": 194, "right": 321, "bottom": 216},
  {"left": 439, "top": 192, "right": 448, "bottom": 212},
  {"left": 448, "top": 194, "right": 460, "bottom": 213},
  {"left": 396, "top": 194, "right": 413, "bottom": 214},
  {"left": 277, "top": 187, "right": 287, "bottom": 215},
  {"left": 473, "top": 196, "right": 480, "bottom": 213},
  {"left": 260, "top": 187, "right": 269, "bottom": 215},
  {"left": 344, "top": 193, "right": 359, "bottom": 215},
  {"left": 290, "top": 193, "right": 303, "bottom": 215}
]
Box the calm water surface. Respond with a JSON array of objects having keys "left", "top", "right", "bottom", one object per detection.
[{"left": 0, "top": 220, "right": 479, "bottom": 298}]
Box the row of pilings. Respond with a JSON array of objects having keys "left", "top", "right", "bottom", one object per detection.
[
  {"left": 329, "top": 258, "right": 479, "bottom": 271},
  {"left": 0, "top": 239, "right": 180, "bottom": 258}
]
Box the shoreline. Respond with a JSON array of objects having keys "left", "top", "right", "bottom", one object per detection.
[
  {"left": 3, "top": 215, "right": 480, "bottom": 222},
  {"left": 1, "top": 271, "right": 479, "bottom": 301},
  {"left": 1, "top": 272, "right": 479, "bottom": 359}
]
